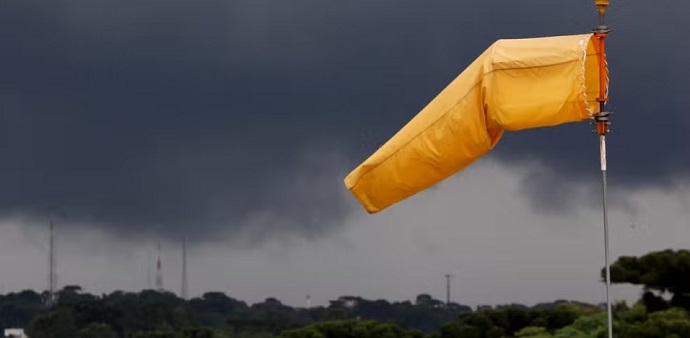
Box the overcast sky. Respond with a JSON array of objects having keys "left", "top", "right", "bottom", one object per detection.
[{"left": 1, "top": 0, "right": 690, "bottom": 308}]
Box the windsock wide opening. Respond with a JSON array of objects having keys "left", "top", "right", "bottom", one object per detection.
[
  {"left": 583, "top": 33, "right": 608, "bottom": 116},
  {"left": 487, "top": 34, "right": 607, "bottom": 130}
]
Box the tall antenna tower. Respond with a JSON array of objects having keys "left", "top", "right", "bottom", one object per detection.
[
  {"left": 155, "top": 242, "right": 163, "bottom": 291},
  {"left": 47, "top": 217, "right": 57, "bottom": 307},
  {"left": 181, "top": 238, "right": 188, "bottom": 300}
]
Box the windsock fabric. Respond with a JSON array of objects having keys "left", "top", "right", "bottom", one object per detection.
[{"left": 345, "top": 34, "right": 607, "bottom": 213}]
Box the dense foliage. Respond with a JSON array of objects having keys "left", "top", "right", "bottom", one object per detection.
[
  {"left": 2, "top": 289, "right": 475, "bottom": 337},
  {"left": 0, "top": 288, "right": 588, "bottom": 338},
  {"left": 513, "top": 304, "right": 690, "bottom": 338},
  {"left": 6, "top": 249, "right": 690, "bottom": 337}
]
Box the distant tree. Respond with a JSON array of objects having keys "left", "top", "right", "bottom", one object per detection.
[
  {"left": 25, "top": 309, "right": 77, "bottom": 338},
  {"left": 445, "top": 303, "right": 472, "bottom": 313},
  {"left": 0, "top": 290, "right": 45, "bottom": 331},
  {"left": 456, "top": 325, "right": 482, "bottom": 338},
  {"left": 415, "top": 294, "right": 443, "bottom": 308},
  {"left": 280, "top": 320, "right": 423, "bottom": 338},
  {"left": 514, "top": 326, "right": 549, "bottom": 337},
  {"left": 134, "top": 331, "right": 177, "bottom": 338},
  {"left": 192, "top": 292, "right": 247, "bottom": 329},
  {"left": 606, "top": 249, "right": 690, "bottom": 294},
  {"left": 77, "top": 322, "right": 118, "bottom": 338},
  {"left": 62, "top": 285, "right": 83, "bottom": 293},
  {"left": 178, "top": 326, "right": 218, "bottom": 338},
  {"left": 436, "top": 302, "right": 594, "bottom": 338},
  {"left": 435, "top": 322, "right": 462, "bottom": 338},
  {"left": 606, "top": 249, "right": 690, "bottom": 312}
]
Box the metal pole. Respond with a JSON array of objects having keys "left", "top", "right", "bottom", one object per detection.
[
  {"left": 594, "top": 86, "right": 613, "bottom": 338},
  {"left": 594, "top": 111, "right": 613, "bottom": 338},
  {"left": 594, "top": 2, "right": 612, "bottom": 336},
  {"left": 600, "top": 134, "right": 613, "bottom": 338}
]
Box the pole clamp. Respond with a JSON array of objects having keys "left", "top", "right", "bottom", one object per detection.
[{"left": 593, "top": 111, "right": 612, "bottom": 135}]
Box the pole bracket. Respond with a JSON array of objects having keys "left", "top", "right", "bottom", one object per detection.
[
  {"left": 593, "top": 111, "right": 612, "bottom": 136},
  {"left": 593, "top": 25, "right": 611, "bottom": 34}
]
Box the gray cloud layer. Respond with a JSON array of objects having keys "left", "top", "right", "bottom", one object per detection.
[{"left": 1, "top": 0, "right": 688, "bottom": 243}]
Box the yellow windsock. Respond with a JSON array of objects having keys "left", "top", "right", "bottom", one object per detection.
[{"left": 345, "top": 34, "right": 607, "bottom": 213}]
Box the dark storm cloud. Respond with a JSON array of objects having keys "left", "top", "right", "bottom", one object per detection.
[{"left": 1, "top": 0, "right": 688, "bottom": 241}]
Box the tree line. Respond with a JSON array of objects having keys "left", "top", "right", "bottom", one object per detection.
[{"left": 4, "top": 249, "right": 690, "bottom": 337}]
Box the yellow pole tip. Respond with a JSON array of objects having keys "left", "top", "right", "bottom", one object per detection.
[{"left": 595, "top": 0, "right": 609, "bottom": 16}]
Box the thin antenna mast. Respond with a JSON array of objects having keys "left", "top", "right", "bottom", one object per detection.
[
  {"left": 47, "top": 217, "right": 57, "bottom": 307},
  {"left": 444, "top": 274, "right": 452, "bottom": 305},
  {"left": 155, "top": 242, "right": 164, "bottom": 291},
  {"left": 593, "top": 1, "right": 613, "bottom": 337},
  {"left": 147, "top": 248, "right": 152, "bottom": 289},
  {"left": 181, "top": 238, "right": 188, "bottom": 300}
]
